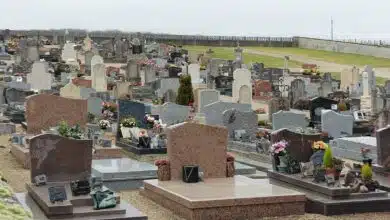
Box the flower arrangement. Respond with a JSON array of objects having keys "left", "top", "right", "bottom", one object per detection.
[
  {"left": 120, "top": 117, "right": 137, "bottom": 128},
  {"left": 255, "top": 108, "right": 266, "bottom": 114},
  {"left": 312, "top": 141, "right": 328, "bottom": 151},
  {"left": 99, "top": 120, "right": 111, "bottom": 130},
  {"left": 57, "top": 121, "right": 83, "bottom": 139},
  {"left": 139, "top": 130, "right": 148, "bottom": 137},
  {"left": 361, "top": 147, "right": 371, "bottom": 159},
  {"left": 102, "top": 102, "right": 117, "bottom": 113},
  {"left": 323, "top": 146, "right": 334, "bottom": 169},
  {"left": 226, "top": 153, "right": 235, "bottom": 162},
  {"left": 144, "top": 113, "right": 156, "bottom": 129},
  {"left": 155, "top": 159, "right": 169, "bottom": 167},
  {"left": 270, "top": 140, "right": 288, "bottom": 156}
]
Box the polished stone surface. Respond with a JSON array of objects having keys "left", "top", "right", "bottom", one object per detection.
[{"left": 143, "top": 175, "right": 305, "bottom": 209}]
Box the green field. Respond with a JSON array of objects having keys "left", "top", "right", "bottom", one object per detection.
[
  {"left": 247, "top": 46, "right": 390, "bottom": 67},
  {"left": 184, "top": 46, "right": 302, "bottom": 68}
]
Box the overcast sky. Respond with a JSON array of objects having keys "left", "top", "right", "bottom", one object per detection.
[{"left": 1, "top": 0, "right": 388, "bottom": 40}]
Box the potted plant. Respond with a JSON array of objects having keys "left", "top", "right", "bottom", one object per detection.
[
  {"left": 361, "top": 148, "right": 372, "bottom": 166},
  {"left": 323, "top": 146, "right": 336, "bottom": 177},
  {"left": 155, "top": 159, "right": 170, "bottom": 181},
  {"left": 57, "top": 121, "right": 84, "bottom": 139},
  {"left": 333, "top": 157, "right": 344, "bottom": 180},
  {"left": 270, "top": 140, "right": 288, "bottom": 172},
  {"left": 144, "top": 113, "right": 156, "bottom": 129},
  {"left": 226, "top": 152, "right": 235, "bottom": 177},
  {"left": 99, "top": 119, "right": 111, "bottom": 130},
  {"left": 120, "top": 117, "right": 138, "bottom": 138}
]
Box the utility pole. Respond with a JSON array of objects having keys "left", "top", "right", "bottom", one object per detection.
[{"left": 331, "top": 17, "right": 334, "bottom": 41}]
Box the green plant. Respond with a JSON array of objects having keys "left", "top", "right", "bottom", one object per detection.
[
  {"left": 58, "top": 121, "right": 69, "bottom": 137},
  {"left": 333, "top": 157, "right": 344, "bottom": 171},
  {"left": 87, "top": 113, "right": 95, "bottom": 123},
  {"left": 338, "top": 102, "right": 347, "bottom": 111},
  {"left": 57, "top": 121, "right": 83, "bottom": 139},
  {"left": 176, "top": 74, "right": 194, "bottom": 105},
  {"left": 323, "top": 146, "right": 333, "bottom": 168},
  {"left": 258, "top": 120, "right": 267, "bottom": 126},
  {"left": 120, "top": 117, "right": 138, "bottom": 128},
  {"left": 68, "top": 124, "right": 83, "bottom": 139},
  {"left": 361, "top": 164, "right": 373, "bottom": 181}
]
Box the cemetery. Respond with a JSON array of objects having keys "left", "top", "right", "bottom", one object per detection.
[{"left": 2, "top": 31, "right": 390, "bottom": 220}]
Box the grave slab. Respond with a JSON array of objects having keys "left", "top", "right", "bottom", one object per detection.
[
  {"left": 330, "top": 136, "right": 377, "bottom": 163},
  {"left": 141, "top": 175, "right": 305, "bottom": 220}
]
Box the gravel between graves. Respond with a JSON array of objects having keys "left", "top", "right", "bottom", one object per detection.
[{"left": 2, "top": 132, "right": 390, "bottom": 220}]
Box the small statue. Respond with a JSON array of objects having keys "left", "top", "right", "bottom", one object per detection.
[{"left": 90, "top": 188, "right": 117, "bottom": 210}]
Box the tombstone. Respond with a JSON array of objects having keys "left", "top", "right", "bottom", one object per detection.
[
  {"left": 201, "top": 101, "right": 252, "bottom": 126},
  {"left": 163, "top": 89, "right": 176, "bottom": 103},
  {"left": 341, "top": 66, "right": 359, "bottom": 91},
  {"left": 84, "top": 51, "right": 94, "bottom": 72},
  {"left": 271, "top": 128, "right": 320, "bottom": 162},
  {"left": 222, "top": 109, "right": 257, "bottom": 140},
  {"left": 268, "top": 97, "right": 290, "bottom": 122},
  {"left": 319, "top": 81, "right": 333, "bottom": 97},
  {"left": 92, "top": 63, "right": 107, "bottom": 92},
  {"left": 290, "top": 79, "right": 306, "bottom": 105},
  {"left": 151, "top": 102, "right": 190, "bottom": 125},
  {"left": 7, "top": 81, "right": 31, "bottom": 91},
  {"left": 167, "top": 122, "right": 228, "bottom": 180},
  {"left": 321, "top": 110, "right": 354, "bottom": 138},
  {"left": 156, "top": 78, "right": 180, "bottom": 100},
  {"left": 29, "top": 134, "right": 92, "bottom": 183},
  {"left": 188, "top": 64, "right": 201, "bottom": 84},
  {"left": 117, "top": 100, "right": 147, "bottom": 134},
  {"left": 208, "top": 58, "right": 225, "bottom": 77},
  {"left": 233, "top": 68, "right": 252, "bottom": 104},
  {"left": 197, "top": 89, "right": 220, "bottom": 112},
  {"left": 144, "top": 65, "right": 156, "bottom": 83},
  {"left": 26, "top": 94, "right": 88, "bottom": 134},
  {"left": 376, "top": 126, "right": 390, "bottom": 168},
  {"left": 310, "top": 97, "right": 338, "bottom": 125},
  {"left": 91, "top": 55, "right": 104, "bottom": 68},
  {"left": 253, "top": 80, "right": 272, "bottom": 101},
  {"left": 61, "top": 43, "right": 77, "bottom": 62},
  {"left": 60, "top": 82, "right": 83, "bottom": 99},
  {"left": 27, "top": 61, "right": 52, "bottom": 91},
  {"left": 272, "top": 110, "right": 308, "bottom": 130},
  {"left": 83, "top": 36, "right": 93, "bottom": 51},
  {"left": 323, "top": 73, "right": 332, "bottom": 82},
  {"left": 87, "top": 96, "right": 103, "bottom": 116},
  {"left": 113, "top": 82, "right": 132, "bottom": 98},
  {"left": 126, "top": 59, "right": 140, "bottom": 81},
  {"left": 4, "top": 88, "right": 32, "bottom": 103}
]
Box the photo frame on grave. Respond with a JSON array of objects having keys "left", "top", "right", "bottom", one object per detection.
[{"left": 48, "top": 186, "right": 67, "bottom": 204}]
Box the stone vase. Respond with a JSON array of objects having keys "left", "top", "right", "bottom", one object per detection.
[
  {"left": 157, "top": 165, "right": 171, "bottom": 181},
  {"left": 278, "top": 156, "right": 288, "bottom": 167},
  {"left": 226, "top": 161, "right": 235, "bottom": 177}
]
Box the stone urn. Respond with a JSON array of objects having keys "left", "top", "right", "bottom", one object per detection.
[
  {"left": 155, "top": 160, "right": 170, "bottom": 181},
  {"left": 226, "top": 161, "right": 235, "bottom": 177}
]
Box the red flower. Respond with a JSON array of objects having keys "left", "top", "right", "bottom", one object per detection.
[
  {"left": 155, "top": 159, "right": 170, "bottom": 166},
  {"left": 226, "top": 153, "right": 235, "bottom": 162}
]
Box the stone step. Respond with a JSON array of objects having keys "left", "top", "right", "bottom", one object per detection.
[{"left": 72, "top": 203, "right": 127, "bottom": 218}]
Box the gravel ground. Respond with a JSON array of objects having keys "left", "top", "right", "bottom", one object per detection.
[{"left": 2, "top": 130, "right": 390, "bottom": 220}]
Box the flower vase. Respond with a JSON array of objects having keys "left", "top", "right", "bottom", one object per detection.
[
  {"left": 157, "top": 164, "right": 171, "bottom": 181},
  {"left": 278, "top": 155, "right": 288, "bottom": 167},
  {"left": 120, "top": 127, "right": 131, "bottom": 138},
  {"left": 226, "top": 161, "right": 235, "bottom": 177}
]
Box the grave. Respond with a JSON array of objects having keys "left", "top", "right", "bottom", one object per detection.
[
  {"left": 272, "top": 110, "right": 308, "bottom": 130},
  {"left": 141, "top": 122, "right": 305, "bottom": 219},
  {"left": 22, "top": 134, "right": 147, "bottom": 219},
  {"left": 196, "top": 89, "right": 220, "bottom": 112},
  {"left": 310, "top": 97, "right": 338, "bottom": 126},
  {"left": 201, "top": 101, "right": 252, "bottom": 126},
  {"left": 150, "top": 102, "right": 190, "bottom": 125},
  {"left": 61, "top": 43, "right": 77, "bottom": 62},
  {"left": 321, "top": 110, "right": 354, "bottom": 138},
  {"left": 27, "top": 61, "right": 52, "bottom": 91},
  {"left": 268, "top": 97, "right": 290, "bottom": 122},
  {"left": 253, "top": 80, "right": 272, "bottom": 101},
  {"left": 222, "top": 108, "right": 257, "bottom": 140},
  {"left": 60, "top": 82, "right": 95, "bottom": 100},
  {"left": 92, "top": 63, "right": 107, "bottom": 92},
  {"left": 232, "top": 68, "right": 252, "bottom": 104},
  {"left": 10, "top": 133, "right": 31, "bottom": 169},
  {"left": 331, "top": 136, "right": 377, "bottom": 163}
]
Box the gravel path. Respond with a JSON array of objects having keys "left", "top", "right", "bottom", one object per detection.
[
  {"left": 245, "top": 49, "right": 390, "bottom": 78},
  {"left": 2, "top": 130, "right": 390, "bottom": 219}
]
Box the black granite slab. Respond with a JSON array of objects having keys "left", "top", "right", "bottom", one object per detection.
[{"left": 116, "top": 140, "right": 166, "bottom": 155}]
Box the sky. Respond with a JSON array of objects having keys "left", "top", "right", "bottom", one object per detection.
[{"left": 1, "top": 0, "right": 389, "bottom": 41}]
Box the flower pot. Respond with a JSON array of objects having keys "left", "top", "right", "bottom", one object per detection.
[
  {"left": 120, "top": 127, "right": 132, "bottom": 138},
  {"left": 157, "top": 164, "right": 171, "bottom": 181},
  {"left": 226, "top": 161, "right": 235, "bottom": 177},
  {"left": 325, "top": 167, "right": 336, "bottom": 175},
  {"left": 278, "top": 155, "right": 288, "bottom": 167}
]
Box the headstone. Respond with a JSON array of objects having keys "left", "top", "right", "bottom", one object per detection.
[
  {"left": 222, "top": 109, "right": 257, "bottom": 140},
  {"left": 268, "top": 97, "right": 290, "bottom": 122},
  {"left": 61, "top": 43, "right": 77, "bottom": 62},
  {"left": 361, "top": 71, "right": 372, "bottom": 113},
  {"left": 310, "top": 97, "right": 338, "bottom": 124},
  {"left": 167, "top": 122, "right": 228, "bottom": 180},
  {"left": 29, "top": 134, "right": 92, "bottom": 183},
  {"left": 92, "top": 63, "right": 107, "bottom": 92},
  {"left": 321, "top": 110, "right": 354, "bottom": 138},
  {"left": 272, "top": 110, "right": 308, "bottom": 130},
  {"left": 341, "top": 66, "right": 359, "bottom": 91},
  {"left": 201, "top": 101, "right": 252, "bottom": 126},
  {"left": 27, "top": 47, "right": 39, "bottom": 61},
  {"left": 87, "top": 96, "right": 103, "bottom": 116},
  {"left": 27, "top": 61, "right": 52, "bottom": 91},
  {"left": 126, "top": 59, "right": 139, "bottom": 81},
  {"left": 151, "top": 102, "right": 190, "bottom": 125},
  {"left": 376, "top": 126, "right": 390, "bottom": 168},
  {"left": 319, "top": 81, "right": 333, "bottom": 97},
  {"left": 84, "top": 51, "right": 94, "bottom": 72},
  {"left": 113, "top": 82, "right": 132, "bottom": 98},
  {"left": 117, "top": 100, "right": 147, "bottom": 132},
  {"left": 188, "top": 64, "right": 202, "bottom": 84},
  {"left": 290, "top": 79, "right": 306, "bottom": 105},
  {"left": 26, "top": 94, "right": 88, "bottom": 134},
  {"left": 91, "top": 55, "right": 104, "bottom": 67},
  {"left": 197, "top": 89, "right": 220, "bottom": 112},
  {"left": 232, "top": 68, "right": 252, "bottom": 104},
  {"left": 253, "top": 80, "right": 272, "bottom": 101}
]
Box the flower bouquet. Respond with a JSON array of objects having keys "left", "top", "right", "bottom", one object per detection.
[
  {"left": 155, "top": 159, "right": 170, "bottom": 181},
  {"left": 312, "top": 141, "right": 328, "bottom": 151},
  {"left": 99, "top": 120, "right": 111, "bottom": 130},
  {"left": 144, "top": 114, "right": 156, "bottom": 129},
  {"left": 270, "top": 140, "right": 288, "bottom": 171},
  {"left": 120, "top": 117, "right": 137, "bottom": 128}
]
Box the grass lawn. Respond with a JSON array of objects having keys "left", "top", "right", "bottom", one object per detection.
[
  {"left": 184, "top": 46, "right": 302, "bottom": 68},
  {"left": 328, "top": 72, "right": 386, "bottom": 85},
  {"left": 247, "top": 46, "right": 390, "bottom": 68}
]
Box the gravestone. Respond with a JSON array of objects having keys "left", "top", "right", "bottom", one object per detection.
[
  {"left": 29, "top": 134, "right": 92, "bottom": 183},
  {"left": 126, "top": 59, "right": 139, "bottom": 81},
  {"left": 318, "top": 81, "right": 333, "bottom": 97},
  {"left": 91, "top": 55, "right": 104, "bottom": 67},
  {"left": 321, "top": 110, "right": 354, "bottom": 138},
  {"left": 151, "top": 102, "right": 190, "bottom": 125},
  {"left": 253, "top": 80, "right": 272, "bottom": 101},
  {"left": 201, "top": 101, "right": 252, "bottom": 126},
  {"left": 310, "top": 97, "right": 338, "bottom": 124},
  {"left": 188, "top": 64, "right": 202, "bottom": 84},
  {"left": 84, "top": 51, "right": 94, "bottom": 72},
  {"left": 5, "top": 88, "right": 32, "bottom": 103},
  {"left": 376, "top": 126, "right": 390, "bottom": 168},
  {"left": 290, "top": 79, "right": 306, "bottom": 105},
  {"left": 341, "top": 66, "right": 360, "bottom": 91},
  {"left": 197, "top": 89, "right": 220, "bottom": 112},
  {"left": 27, "top": 47, "right": 39, "bottom": 61},
  {"left": 272, "top": 110, "right": 308, "bottom": 130},
  {"left": 271, "top": 128, "right": 320, "bottom": 162},
  {"left": 113, "top": 82, "right": 132, "bottom": 98},
  {"left": 61, "top": 43, "right": 77, "bottom": 62},
  {"left": 27, "top": 61, "right": 52, "bottom": 91},
  {"left": 268, "top": 97, "right": 290, "bottom": 122},
  {"left": 8, "top": 81, "right": 31, "bottom": 91},
  {"left": 87, "top": 96, "right": 103, "bottom": 116},
  {"left": 92, "top": 63, "right": 107, "bottom": 92},
  {"left": 26, "top": 94, "right": 88, "bottom": 134},
  {"left": 222, "top": 109, "right": 257, "bottom": 140},
  {"left": 117, "top": 100, "right": 147, "bottom": 133},
  {"left": 232, "top": 68, "right": 252, "bottom": 104},
  {"left": 208, "top": 58, "right": 225, "bottom": 77},
  {"left": 167, "top": 122, "right": 228, "bottom": 180},
  {"left": 156, "top": 78, "right": 180, "bottom": 100},
  {"left": 144, "top": 65, "right": 156, "bottom": 83}
]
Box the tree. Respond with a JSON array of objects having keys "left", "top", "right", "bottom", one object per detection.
[{"left": 176, "top": 75, "right": 194, "bottom": 106}]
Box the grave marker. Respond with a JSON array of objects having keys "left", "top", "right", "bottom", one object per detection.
[
  {"left": 272, "top": 110, "right": 308, "bottom": 130},
  {"left": 321, "top": 110, "right": 354, "bottom": 138}
]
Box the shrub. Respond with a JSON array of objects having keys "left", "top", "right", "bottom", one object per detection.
[
  {"left": 176, "top": 75, "right": 194, "bottom": 106},
  {"left": 258, "top": 120, "right": 267, "bottom": 126},
  {"left": 323, "top": 146, "right": 333, "bottom": 168},
  {"left": 361, "top": 164, "right": 373, "bottom": 181}
]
